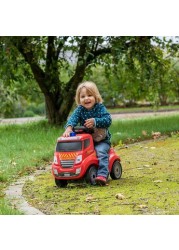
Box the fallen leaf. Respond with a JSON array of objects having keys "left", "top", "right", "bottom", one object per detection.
[
  {"left": 152, "top": 131, "right": 161, "bottom": 139},
  {"left": 142, "top": 130, "right": 147, "bottom": 136},
  {"left": 115, "top": 193, "right": 125, "bottom": 200},
  {"left": 153, "top": 180, "right": 163, "bottom": 183},
  {"left": 86, "top": 194, "right": 97, "bottom": 202},
  {"left": 138, "top": 204, "right": 148, "bottom": 209},
  {"left": 143, "top": 164, "right": 150, "bottom": 168}
]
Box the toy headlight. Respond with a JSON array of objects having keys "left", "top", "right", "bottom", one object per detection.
[
  {"left": 53, "top": 169, "right": 58, "bottom": 175},
  {"left": 75, "top": 155, "right": 82, "bottom": 164},
  {"left": 76, "top": 168, "right": 81, "bottom": 174},
  {"left": 54, "top": 155, "right": 58, "bottom": 164}
]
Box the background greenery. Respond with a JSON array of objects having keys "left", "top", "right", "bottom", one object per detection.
[{"left": 0, "top": 36, "right": 179, "bottom": 122}]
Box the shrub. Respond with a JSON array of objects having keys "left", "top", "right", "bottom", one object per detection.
[{"left": 23, "top": 110, "right": 36, "bottom": 117}]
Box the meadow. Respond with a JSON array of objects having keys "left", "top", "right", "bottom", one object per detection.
[{"left": 0, "top": 113, "right": 179, "bottom": 214}]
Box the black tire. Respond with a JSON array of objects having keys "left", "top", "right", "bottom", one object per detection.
[
  {"left": 55, "top": 179, "right": 68, "bottom": 188},
  {"left": 110, "top": 160, "right": 122, "bottom": 180},
  {"left": 85, "top": 165, "right": 97, "bottom": 185}
]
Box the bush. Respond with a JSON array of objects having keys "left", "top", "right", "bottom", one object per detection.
[
  {"left": 23, "top": 110, "right": 36, "bottom": 117},
  {"left": 26, "top": 103, "right": 45, "bottom": 116}
]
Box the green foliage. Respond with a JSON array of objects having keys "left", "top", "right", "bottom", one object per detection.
[
  {"left": 0, "top": 36, "right": 179, "bottom": 123},
  {"left": 0, "top": 37, "right": 44, "bottom": 118},
  {"left": 25, "top": 103, "right": 45, "bottom": 116},
  {"left": 85, "top": 41, "right": 179, "bottom": 107},
  {"left": 23, "top": 110, "right": 36, "bottom": 117}
]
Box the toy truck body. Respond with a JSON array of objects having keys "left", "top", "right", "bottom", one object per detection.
[{"left": 52, "top": 130, "right": 122, "bottom": 187}]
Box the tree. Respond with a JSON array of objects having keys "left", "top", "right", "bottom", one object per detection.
[
  {"left": 1, "top": 36, "right": 113, "bottom": 124},
  {"left": 1, "top": 36, "right": 178, "bottom": 124},
  {"left": 0, "top": 40, "right": 44, "bottom": 117}
]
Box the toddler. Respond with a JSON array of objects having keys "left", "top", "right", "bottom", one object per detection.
[{"left": 63, "top": 81, "right": 112, "bottom": 185}]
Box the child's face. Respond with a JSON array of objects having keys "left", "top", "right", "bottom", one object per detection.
[{"left": 79, "top": 87, "right": 96, "bottom": 110}]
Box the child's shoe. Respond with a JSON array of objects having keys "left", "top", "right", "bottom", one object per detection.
[{"left": 95, "top": 176, "right": 106, "bottom": 186}]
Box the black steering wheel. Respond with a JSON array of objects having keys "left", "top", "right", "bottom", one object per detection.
[{"left": 73, "top": 126, "right": 94, "bottom": 134}]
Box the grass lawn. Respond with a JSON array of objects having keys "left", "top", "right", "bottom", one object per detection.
[
  {"left": 0, "top": 113, "right": 179, "bottom": 214},
  {"left": 23, "top": 136, "right": 179, "bottom": 215},
  {"left": 108, "top": 104, "right": 179, "bottom": 113}
]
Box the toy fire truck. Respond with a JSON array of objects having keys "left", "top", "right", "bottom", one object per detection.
[{"left": 52, "top": 126, "right": 122, "bottom": 187}]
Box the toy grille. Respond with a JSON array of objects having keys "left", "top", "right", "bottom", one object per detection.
[{"left": 60, "top": 160, "right": 75, "bottom": 168}]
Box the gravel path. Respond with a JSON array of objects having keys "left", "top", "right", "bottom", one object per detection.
[
  {"left": 0, "top": 110, "right": 179, "bottom": 125},
  {"left": 5, "top": 167, "right": 51, "bottom": 215},
  {"left": 0, "top": 116, "right": 44, "bottom": 124}
]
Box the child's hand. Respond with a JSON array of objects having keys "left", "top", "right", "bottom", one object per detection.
[
  {"left": 84, "top": 118, "right": 95, "bottom": 128},
  {"left": 63, "top": 126, "right": 73, "bottom": 137}
]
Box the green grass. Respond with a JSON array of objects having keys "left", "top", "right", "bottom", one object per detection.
[
  {"left": 111, "top": 115, "right": 179, "bottom": 145},
  {"left": 0, "top": 114, "right": 179, "bottom": 214},
  {"left": 0, "top": 121, "right": 63, "bottom": 214},
  {"left": 0, "top": 199, "right": 23, "bottom": 215},
  {"left": 0, "top": 121, "right": 62, "bottom": 183},
  {"left": 23, "top": 136, "right": 179, "bottom": 215},
  {"left": 108, "top": 104, "right": 179, "bottom": 113}
]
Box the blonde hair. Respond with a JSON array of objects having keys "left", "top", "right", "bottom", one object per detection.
[{"left": 75, "top": 81, "right": 103, "bottom": 105}]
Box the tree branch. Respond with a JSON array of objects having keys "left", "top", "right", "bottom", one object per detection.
[
  {"left": 56, "top": 36, "right": 69, "bottom": 60},
  {"left": 13, "top": 37, "right": 48, "bottom": 95}
]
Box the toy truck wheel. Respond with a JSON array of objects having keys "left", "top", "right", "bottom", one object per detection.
[
  {"left": 110, "top": 160, "right": 122, "bottom": 180},
  {"left": 55, "top": 179, "right": 68, "bottom": 188},
  {"left": 85, "top": 165, "right": 97, "bottom": 185}
]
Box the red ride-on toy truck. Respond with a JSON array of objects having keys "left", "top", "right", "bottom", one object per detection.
[{"left": 52, "top": 126, "right": 122, "bottom": 187}]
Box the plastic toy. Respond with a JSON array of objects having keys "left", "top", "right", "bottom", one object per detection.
[{"left": 52, "top": 126, "right": 122, "bottom": 187}]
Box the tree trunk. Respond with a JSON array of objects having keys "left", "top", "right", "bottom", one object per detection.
[
  {"left": 45, "top": 91, "right": 74, "bottom": 125},
  {"left": 44, "top": 72, "right": 85, "bottom": 125}
]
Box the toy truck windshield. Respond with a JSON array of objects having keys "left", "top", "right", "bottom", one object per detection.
[{"left": 56, "top": 141, "right": 82, "bottom": 152}]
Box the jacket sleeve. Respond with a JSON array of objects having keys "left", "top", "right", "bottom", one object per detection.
[
  {"left": 65, "top": 107, "right": 81, "bottom": 128},
  {"left": 95, "top": 105, "right": 112, "bottom": 128}
]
